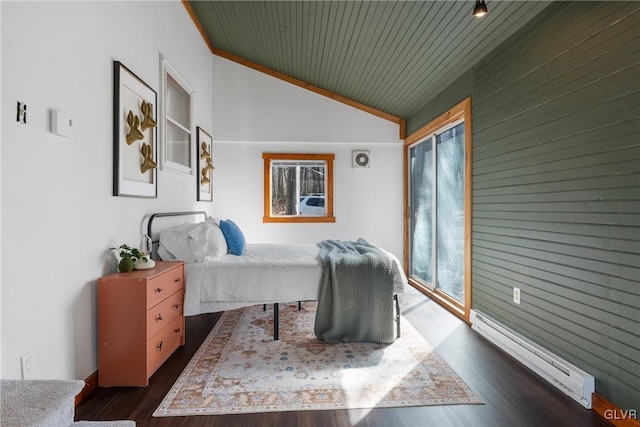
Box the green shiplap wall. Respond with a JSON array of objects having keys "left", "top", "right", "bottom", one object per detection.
[{"left": 408, "top": 1, "right": 640, "bottom": 410}]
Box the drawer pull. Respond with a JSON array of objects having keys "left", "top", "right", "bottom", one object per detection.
[
  {"left": 174, "top": 328, "right": 181, "bottom": 333},
  {"left": 157, "top": 340, "right": 163, "bottom": 352},
  {"left": 173, "top": 304, "right": 180, "bottom": 309},
  {"left": 155, "top": 287, "right": 163, "bottom": 293},
  {"left": 174, "top": 277, "right": 181, "bottom": 283},
  {"left": 156, "top": 314, "right": 163, "bottom": 321}
]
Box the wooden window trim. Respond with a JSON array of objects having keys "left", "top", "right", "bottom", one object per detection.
[
  {"left": 262, "top": 153, "right": 336, "bottom": 223},
  {"left": 404, "top": 97, "right": 472, "bottom": 323}
]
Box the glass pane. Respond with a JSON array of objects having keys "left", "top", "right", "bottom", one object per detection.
[
  {"left": 166, "top": 75, "right": 190, "bottom": 127},
  {"left": 436, "top": 123, "right": 465, "bottom": 302},
  {"left": 166, "top": 122, "right": 190, "bottom": 168},
  {"left": 409, "top": 137, "right": 434, "bottom": 285},
  {"left": 298, "top": 165, "right": 325, "bottom": 216},
  {"left": 270, "top": 162, "right": 326, "bottom": 216},
  {"left": 271, "top": 165, "right": 298, "bottom": 216}
]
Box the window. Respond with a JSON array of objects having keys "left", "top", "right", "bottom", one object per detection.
[
  {"left": 159, "top": 54, "right": 195, "bottom": 174},
  {"left": 405, "top": 97, "right": 472, "bottom": 321},
  {"left": 263, "top": 153, "right": 335, "bottom": 223}
]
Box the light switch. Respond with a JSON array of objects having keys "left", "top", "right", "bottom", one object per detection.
[{"left": 51, "top": 110, "right": 72, "bottom": 137}]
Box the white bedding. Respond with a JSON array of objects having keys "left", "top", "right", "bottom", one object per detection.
[{"left": 182, "top": 242, "right": 407, "bottom": 316}]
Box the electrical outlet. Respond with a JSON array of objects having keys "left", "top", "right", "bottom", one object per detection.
[
  {"left": 20, "top": 352, "right": 34, "bottom": 379},
  {"left": 513, "top": 287, "right": 521, "bottom": 305}
]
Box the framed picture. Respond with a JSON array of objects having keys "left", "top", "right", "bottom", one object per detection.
[
  {"left": 196, "top": 127, "right": 214, "bottom": 202},
  {"left": 113, "top": 61, "right": 158, "bottom": 198}
]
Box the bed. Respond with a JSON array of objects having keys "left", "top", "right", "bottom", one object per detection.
[{"left": 145, "top": 211, "right": 407, "bottom": 340}]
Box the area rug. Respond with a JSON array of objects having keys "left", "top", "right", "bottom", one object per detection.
[{"left": 153, "top": 302, "right": 482, "bottom": 417}]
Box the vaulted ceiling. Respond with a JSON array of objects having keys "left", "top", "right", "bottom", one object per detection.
[{"left": 185, "top": 1, "right": 550, "bottom": 122}]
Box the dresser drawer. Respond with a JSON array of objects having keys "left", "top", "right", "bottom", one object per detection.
[
  {"left": 146, "top": 265, "right": 184, "bottom": 309},
  {"left": 147, "top": 315, "right": 183, "bottom": 378},
  {"left": 147, "top": 290, "right": 184, "bottom": 338}
]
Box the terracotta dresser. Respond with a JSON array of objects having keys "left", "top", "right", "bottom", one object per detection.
[{"left": 98, "top": 261, "right": 185, "bottom": 387}]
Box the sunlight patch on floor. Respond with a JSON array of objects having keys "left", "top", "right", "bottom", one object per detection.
[
  {"left": 341, "top": 338, "right": 429, "bottom": 424},
  {"left": 400, "top": 290, "right": 465, "bottom": 348}
]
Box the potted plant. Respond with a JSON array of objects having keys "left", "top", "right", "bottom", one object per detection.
[{"left": 112, "top": 244, "right": 151, "bottom": 272}]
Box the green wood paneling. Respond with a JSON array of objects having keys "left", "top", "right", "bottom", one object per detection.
[
  {"left": 409, "top": 1, "right": 640, "bottom": 411},
  {"left": 189, "top": 1, "right": 550, "bottom": 119}
]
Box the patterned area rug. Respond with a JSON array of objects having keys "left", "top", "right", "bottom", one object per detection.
[{"left": 153, "top": 302, "right": 482, "bottom": 417}]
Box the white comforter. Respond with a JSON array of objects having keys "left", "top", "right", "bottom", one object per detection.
[{"left": 182, "top": 243, "right": 407, "bottom": 316}]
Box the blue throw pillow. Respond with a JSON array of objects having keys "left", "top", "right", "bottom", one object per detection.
[{"left": 219, "top": 219, "right": 246, "bottom": 255}]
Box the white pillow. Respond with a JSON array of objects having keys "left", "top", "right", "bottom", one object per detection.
[
  {"left": 159, "top": 220, "right": 228, "bottom": 262},
  {"left": 157, "top": 243, "right": 177, "bottom": 261},
  {"left": 159, "top": 223, "right": 193, "bottom": 261},
  {"left": 204, "top": 217, "right": 228, "bottom": 258},
  {"left": 206, "top": 216, "right": 221, "bottom": 226}
]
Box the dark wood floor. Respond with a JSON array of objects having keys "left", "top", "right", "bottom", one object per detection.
[{"left": 75, "top": 287, "right": 610, "bottom": 426}]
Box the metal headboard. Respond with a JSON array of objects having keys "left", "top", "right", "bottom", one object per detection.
[{"left": 145, "top": 211, "right": 207, "bottom": 260}]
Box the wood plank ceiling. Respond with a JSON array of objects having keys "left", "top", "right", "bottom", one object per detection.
[{"left": 186, "top": 1, "right": 551, "bottom": 121}]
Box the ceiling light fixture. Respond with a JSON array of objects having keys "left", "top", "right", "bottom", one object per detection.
[{"left": 473, "top": 1, "right": 488, "bottom": 17}]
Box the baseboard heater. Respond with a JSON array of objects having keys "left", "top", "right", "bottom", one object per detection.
[{"left": 470, "top": 310, "right": 595, "bottom": 409}]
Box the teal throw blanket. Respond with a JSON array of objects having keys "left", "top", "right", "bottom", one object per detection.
[{"left": 314, "top": 238, "right": 395, "bottom": 344}]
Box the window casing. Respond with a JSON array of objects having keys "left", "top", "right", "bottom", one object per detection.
[
  {"left": 263, "top": 153, "right": 335, "bottom": 223},
  {"left": 159, "top": 54, "right": 195, "bottom": 174}
]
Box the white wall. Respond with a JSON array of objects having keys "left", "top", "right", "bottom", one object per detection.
[
  {"left": 211, "top": 55, "right": 405, "bottom": 258},
  {"left": 1, "top": 1, "right": 214, "bottom": 380},
  {"left": 213, "top": 141, "right": 404, "bottom": 256},
  {"left": 212, "top": 55, "right": 399, "bottom": 143}
]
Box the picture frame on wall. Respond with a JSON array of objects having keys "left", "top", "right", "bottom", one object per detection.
[
  {"left": 113, "top": 61, "right": 158, "bottom": 198},
  {"left": 196, "top": 127, "right": 214, "bottom": 202}
]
